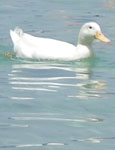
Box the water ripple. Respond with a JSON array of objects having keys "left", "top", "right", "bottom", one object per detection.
[
  {"left": 9, "top": 116, "right": 103, "bottom": 123},
  {"left": 9, "top": 76, "right": 76, "bottom": 81},
  {"left": 0, "top": 123, "right": 28, "bottom": 128},
  {"left": 0, "top": 143, "right": 66, "bottom": 149},
  {"left": 11, "top": 97, "right": 34, "bottom": 100},
  {"left": 12, "top": 87, "right": 57, "bottom": 92}
]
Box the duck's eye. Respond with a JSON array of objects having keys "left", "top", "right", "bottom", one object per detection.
[{"left": 89, "top": 26, "right": 93, "bottom": 29}]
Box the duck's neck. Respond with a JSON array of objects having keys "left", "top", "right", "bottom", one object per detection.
[
  {"left": 77, "top": 35, "right": 94, "bottom": 49},
  {"left": 76, "top": 35, "right": 94, "bottom": 58}
]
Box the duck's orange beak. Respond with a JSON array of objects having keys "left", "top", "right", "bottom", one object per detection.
[{"left": 95, "top": 32, "right": 110, "bottom": 43}]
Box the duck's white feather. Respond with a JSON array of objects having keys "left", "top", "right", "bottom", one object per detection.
[{"left": 10, "top": 29, "right": 79, "bottom": 60}]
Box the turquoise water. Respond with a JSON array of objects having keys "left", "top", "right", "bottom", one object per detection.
[{"left": 0, "top": 0, "right": 115, "bottom": 149}]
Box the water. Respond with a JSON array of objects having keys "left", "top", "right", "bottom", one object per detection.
[{"left": 0, "top": 0, "right": 115, "bottom": 149}]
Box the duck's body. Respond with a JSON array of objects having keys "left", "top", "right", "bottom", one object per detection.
[{"left": 10, "top": 22, "right": 110, "bottom": 61}]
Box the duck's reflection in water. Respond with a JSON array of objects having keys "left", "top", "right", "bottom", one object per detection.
[{"left": 8, "top": 59, "right": 106, "bottom": 100}]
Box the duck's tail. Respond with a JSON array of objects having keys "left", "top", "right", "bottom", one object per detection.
[{"left": 10, "top": 27, "right": 24, "bottom": 44}]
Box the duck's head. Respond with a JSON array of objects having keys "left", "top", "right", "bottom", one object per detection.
[{"left": 78, "top": 22, "right": 110, "bottom": 46}]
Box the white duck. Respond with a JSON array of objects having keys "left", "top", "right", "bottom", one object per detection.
[{"left": 10, "top": 22, "right": 110, "bottom": 61}]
